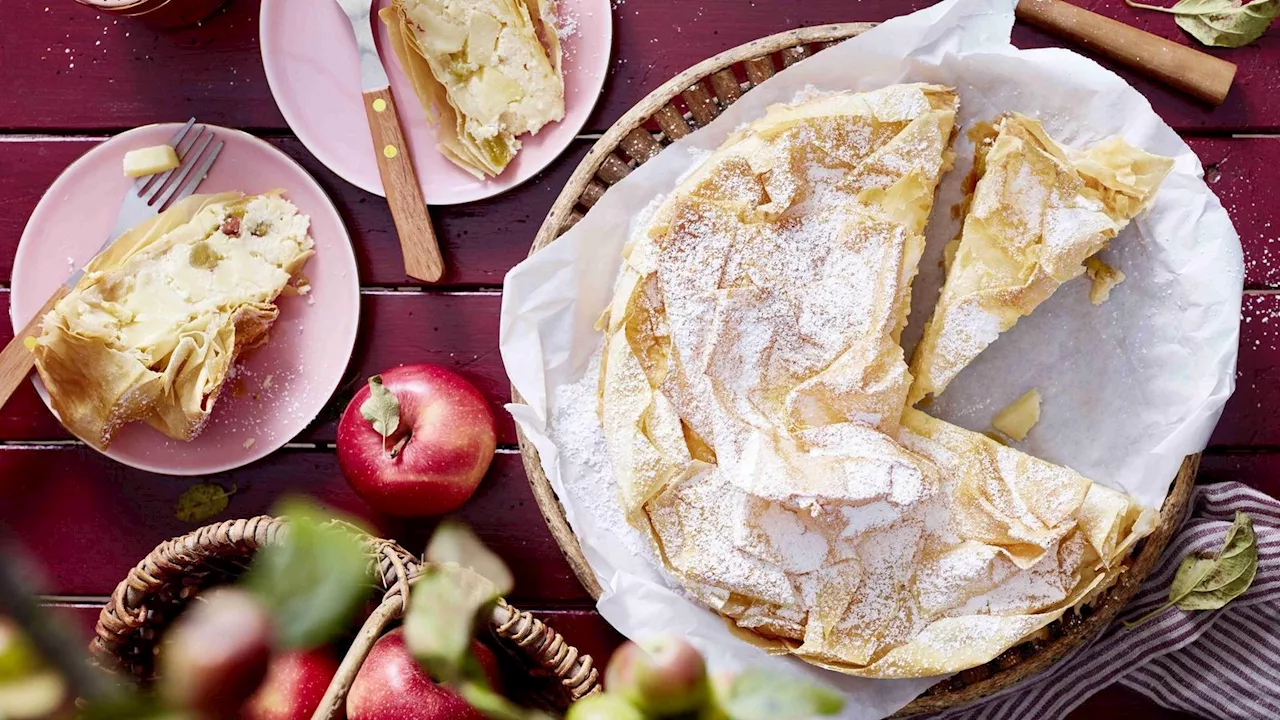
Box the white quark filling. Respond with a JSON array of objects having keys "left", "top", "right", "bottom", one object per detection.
[{"left": 66, "top": 196, "right": 312, "bottom": 362}]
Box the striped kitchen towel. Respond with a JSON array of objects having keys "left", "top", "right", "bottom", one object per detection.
[{"left": 932, "top": 481, "right": 1280, "bottom": 720}]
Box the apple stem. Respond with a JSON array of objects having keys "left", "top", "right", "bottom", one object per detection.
[{"left": 389, "top": 433, "right": 411, "bottom": 459}]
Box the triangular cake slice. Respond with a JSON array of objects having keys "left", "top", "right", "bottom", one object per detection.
[{"left": 907, "top": 114, "right": 1173, "bottom": 405}]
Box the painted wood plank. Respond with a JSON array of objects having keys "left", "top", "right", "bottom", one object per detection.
[
  {"left": 1192, "top": 138, "right": 1280, "bottom": 291},
  {"left": 4, "top": 288, "right": 1280, "bottom": 448},
  {"left": 0, "top": 137, "right": 1274, "bottom": 290},
  {"left": 1199, "top": 453, "right": 1280, "bottom": 497},
  {"left": 1209, "top": 293, "right": 1280, "bottom": 449},
  {"left": 0, "top": 291, "right": 520, "bottom": 445},
  {"left": 1, "top": 1, "right": 1277, "bottom": 134},
  {"left": 1, "top": 449, "right": 593, "bottom": 602},
  {"left": 0, "top": 137, "right": 589, "bottom": 288}
]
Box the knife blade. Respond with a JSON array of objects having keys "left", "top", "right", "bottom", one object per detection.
[{"left": 334, "top": 0, "right": 393, "bottom": 92}]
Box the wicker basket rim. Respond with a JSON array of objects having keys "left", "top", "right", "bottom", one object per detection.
[
  {"left": 509, "top": 19, "right": 1199, "bottom": 716},
  {"left": 90, "top": 515, "right": 601, "bottom": 714}
]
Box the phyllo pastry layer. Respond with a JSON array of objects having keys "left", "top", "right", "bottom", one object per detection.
[
  {"left": 908, "top": 114, "right": 1173, "bottom": 405},
  {"left": 382, "top": 0, "right": 565, "bottom": 178},
  {"left": 596, "top": 89, "right": 1156, "bottom": 678},
  {"left": 34, "top": 192, "right": 314, "bottom": 449}
]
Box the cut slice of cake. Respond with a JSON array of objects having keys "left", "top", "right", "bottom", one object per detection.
[
  {"left": 34, "top": 191, "right": 314, "bottom": 449},
  {"left": 381, "top": 0, "right": 565, "bottom": 178},
  {"left": 907, "top": 114, "right": 1173, "bottom": 405}
]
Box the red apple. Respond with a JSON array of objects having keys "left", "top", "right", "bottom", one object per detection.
[
  {"left": 346, "top": 628, "right": 501, "bottom": 720},
  {"left": 338, "top": 366, "right": 497, "bottom": 517},
  {"left": 605, "top": 636, "right": 709, "bottom": 716},
  {"left": 159, "top": 588, "right": 272, "bottom": 719},
  {"left": 241, "top": 648, "right": 340, "bottom": 720}
]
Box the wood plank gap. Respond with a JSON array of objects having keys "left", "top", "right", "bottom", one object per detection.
[
  {"left": 35, "top": 596, "right": 602, "bottom": 613},
  {"left": 1204, "top": 445, "right": 1280, "bottom": 455},
  {"left": 0, "top": 440, "right": 81, "bottom": 449},
  {"left": 358, "top": 287, "right": 503, "bottom": 296},
  {"left": 0, "top": 128, "right": 303, "bottom": 140},
  {"left": 37, "top": 596, "right": 108, "bottom": 606},
  {"left": 0, "top": 134, "right": 109, "bottom": 143}
]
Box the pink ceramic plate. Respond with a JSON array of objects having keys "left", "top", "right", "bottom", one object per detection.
[
  {"left": 11, "top": 124, "right": 360, "bottom": 476},
  {"left": 259, "top": 0, "right": 612, "bottom": 204}
]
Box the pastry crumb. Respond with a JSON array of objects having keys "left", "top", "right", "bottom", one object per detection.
[
  {"left": 992, "top": 389, "right": 1041, "bottom": 441},
  {"left": 242, "top": 438, "right": 256, "bottom": 449},
  {"left": 262, "top": 374, "right": 274, "bottom": 390},
  {"left": 1085, "top": 257, "right": 1125, "bottom": 305}
]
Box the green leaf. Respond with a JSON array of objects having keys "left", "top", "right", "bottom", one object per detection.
[
  {"left": 0, "top": 671, "right": 67, "bottom": 718},
  {"left": 1125, "top": 511, "right": 1258, "bottom": 627},
  {"left": 79, "top": 693, "right": 189, "bottom": 720},
  {"left": 243, "top": 498, "right": 374, "bottom": 649},
  {"left": 0, "top": 620, "right": 43, "bottom": 682},
  {"left": 173, "top": 482, "right": 235, "bottom": 524},
  {"left": 459, "top": 682, "right": 554, "bottom": 720},
  {"left": 404, "top": 565, "right": 501, "bottom": 686},
  {"left": 1126, "top": 0, "right": 1280, "bottom": 48},
  {"left": 426, "top": 520, "right": 515, "bottom": 596},
  {"left": 360, "top": 375, "right": 401, "bottom": 452},
  {"left": 723, "top": 668, "right": 845, "bottom": 720},
  {"left": 1168, "top": 555, "right": 1216, "bottom": 602}
]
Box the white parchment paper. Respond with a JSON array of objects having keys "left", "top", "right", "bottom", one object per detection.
[{"left": 499, "top": 0, "right": 1243, "bottom": 716}]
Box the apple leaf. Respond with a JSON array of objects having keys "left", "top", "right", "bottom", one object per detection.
[
  {"left": 1124, "top": 511, "right": 1258, "bottom": 627},
  {"left": 243, "top": 498, "right": 374, "bottom": 649},
  {"left": 1126, "top": 0, "right": 1280, "bottom": 48},
  {"left": 426, "top": 520, "right": 515, "bottom": 597},
  {"left": 723, "top": 669, "right": 845, "bottom": 720},
  {"left": 360, "top": 375, "right": 401, "bottom": 452},
  {"left": 404, "top": 565, "right": 501, "bottom": 686},
  {"left": 459, "top": 682, "right": 555, "bottom": 720},
  {"left": 173, "top": 482, "right": 235, "bottom": 524},
  {"left": 79, "top": 693, "right": 188, "bottom": 720}
]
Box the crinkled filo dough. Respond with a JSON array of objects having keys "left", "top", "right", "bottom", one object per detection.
[
  {"left": 597, "top": 88, "right": 1156, "bottom": 678},
  {"left": 382, "top": 0, "right": 565, "bottom": 177},
  {"left": 34, "top": 192, "right": 314, "bottom": 449},
  {"left": 908, "top": 113, "right": 1173, "bottom": 405}
]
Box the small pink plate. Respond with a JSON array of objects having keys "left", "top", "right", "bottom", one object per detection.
[
  {"left": 11, "top": 124, "right": 361, "bottom": 476},
  {"left": 259, "top": 0, "right": 612, "bottom": 204}
]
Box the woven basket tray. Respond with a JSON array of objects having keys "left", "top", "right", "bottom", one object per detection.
[
  {"left": 512, "top": 22, "right": 1199, "bottom": 716},
  {"left": 90, "top": 516, "right": 601, "bottom": 716}
]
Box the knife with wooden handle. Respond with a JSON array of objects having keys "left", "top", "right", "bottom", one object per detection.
[
  {"left": 1016, "top": 0, "right": 1237, "bottom": 105},
  {"left": 335, "top": 0, "right": 445, "bottom": 283}
]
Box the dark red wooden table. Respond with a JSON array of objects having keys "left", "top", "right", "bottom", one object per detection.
[{"left": 1, "top": 1, "right": 1276, "bottom": 717}]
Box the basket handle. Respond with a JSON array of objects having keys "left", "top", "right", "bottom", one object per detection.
[{"left": 311, "top": 591, "right": 402, "bottom": 720}]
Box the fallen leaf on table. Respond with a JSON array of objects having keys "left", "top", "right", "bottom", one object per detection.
[
  {"left": 1127, "top": 0, "right": 1280, "bottom": 48},
  {"left": 1125, "top": 511, "right": 1258, "bottom": 627},
  {"left": 174, "top": 483, "right": 236, "bottom": 523}
]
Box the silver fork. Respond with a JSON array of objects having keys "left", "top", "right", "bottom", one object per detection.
[
  {"left": 107, "top": 118, "right": 225, "bottom": 250},
  {"left": 0, "top": 118, "right": 225, "bottom": 411}
]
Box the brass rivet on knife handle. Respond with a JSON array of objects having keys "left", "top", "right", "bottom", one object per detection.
[
  {"left": 1016, "top": 0, "right": 1237, "bottom": 106},
  {"left": 361, "top": 87, "right": 445, "bottom": 283},
  {"left": 0, "top": 285, "right": 69, "bottom": 412}
]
